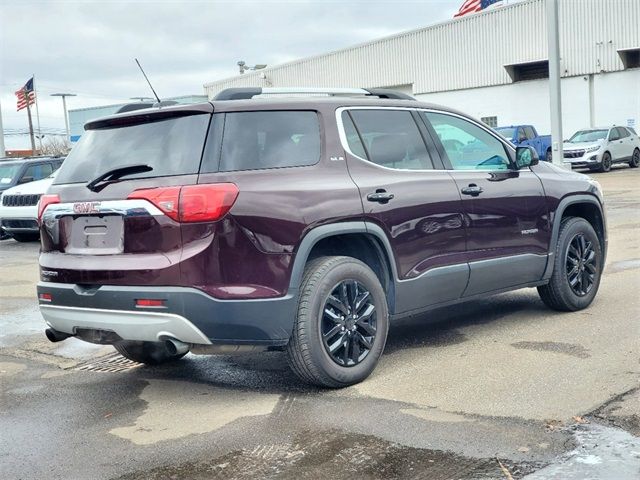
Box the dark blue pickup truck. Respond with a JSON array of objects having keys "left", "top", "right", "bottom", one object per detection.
[{"left": 495, "top": 125, "right": 552, "bottom": 161}]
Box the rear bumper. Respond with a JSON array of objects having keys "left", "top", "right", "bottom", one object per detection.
[{"left": 37, "top": 283, "right": 297, "bottom": 346}]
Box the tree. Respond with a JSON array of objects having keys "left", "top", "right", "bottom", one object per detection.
[{"left": 39, "top": 136, "right": 71, "bottom": 156}]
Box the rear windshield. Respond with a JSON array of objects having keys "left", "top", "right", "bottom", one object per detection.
[
  {"left": 218, "top": 111, "right": 320, "bottom": 171},
  {"left": 54, "top": 114, "right": 210, "bottom": 184}
]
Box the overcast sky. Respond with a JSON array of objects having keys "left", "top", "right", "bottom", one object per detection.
[{"left": 1, "top": 0, "right": 477, "bottom": 149}]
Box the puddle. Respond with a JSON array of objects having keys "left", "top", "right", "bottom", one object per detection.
[
  {"left": 115, "top": 429, "right": 543, "bottom": 479},
  {"left": 523, "top": 424, "right": 640, "bottom": 480},
  {"left": 510, "top": 341, "right": 590, "bottom": 359},
  {"left": 0, "top": 298, "right": 43, "bottom": 347}
]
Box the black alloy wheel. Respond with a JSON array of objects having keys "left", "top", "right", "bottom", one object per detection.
[
  {"left": 565, "top": 233, "right": 597, "bottom": 297},
  {"left": 321, "top": 279, "right": 377, "bottom": 367}
]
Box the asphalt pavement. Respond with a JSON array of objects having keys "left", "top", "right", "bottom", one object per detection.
[{"left": 1, "top": 166, "right": 638, "bottom": 479}]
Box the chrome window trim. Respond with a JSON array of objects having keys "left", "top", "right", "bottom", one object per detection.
[{"left": 335, "top": 106, "right": 521, "bottom": 173}]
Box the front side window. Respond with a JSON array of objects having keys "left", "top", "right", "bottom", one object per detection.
[
  {"left": 22, "top": 163, "right": 53, "bottom": 182},
  {"left": 347, "top": 109, "right": 433, "bottom": 170},
  {"left": 219, "top": 111, "right": 320, "bottom": 172},
  {"left": 616, "top": 127, "right": 630, "bottom": 139},
  {"left": 423, "top": 112, "right": 510, "bottom": 170}
]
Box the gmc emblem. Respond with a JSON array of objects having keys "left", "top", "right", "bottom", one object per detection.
[{"left": 73, "top": 202, "right": 100, "bottom": 214}]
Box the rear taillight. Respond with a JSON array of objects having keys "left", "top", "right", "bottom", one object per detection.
[
  {"left": 38, "top": 194, "right": 61, "bottom": 223},
  {"left": 127, "top": 183, "right": 239, "bottom": 223}
]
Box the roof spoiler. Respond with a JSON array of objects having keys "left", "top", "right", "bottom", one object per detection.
[{"left": 213, "top": 87, "right": 415, "bottom": 101}]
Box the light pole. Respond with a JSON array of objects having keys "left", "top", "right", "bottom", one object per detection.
[{"left": 51, "top": 93, "right": 77, "bottom": 142}]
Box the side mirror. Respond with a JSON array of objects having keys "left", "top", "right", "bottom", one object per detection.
[
  {"left": 18, "top": 176, "right": 34, "bottom": 185},
  {"left": 515, "top": 146, "right": 539, "bottom": 169}
]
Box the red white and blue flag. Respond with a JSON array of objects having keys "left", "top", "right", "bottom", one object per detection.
[
  {"left": 454, "top": 0, "right": 503, "bottom": 18},
  {"left": 15, "top": 77, "right": 36, "bottom": 112}
]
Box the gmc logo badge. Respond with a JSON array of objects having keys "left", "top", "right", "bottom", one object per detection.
[{"left": 73, "top": 202, "right": 100, "bottom": 214}]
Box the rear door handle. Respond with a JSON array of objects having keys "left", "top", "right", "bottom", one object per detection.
[
  {"left": 367, "top": 190, "right": 394, "bottom": 203},
  {"left": 461, "top": 184, "right": 483, "bottom": 196}
]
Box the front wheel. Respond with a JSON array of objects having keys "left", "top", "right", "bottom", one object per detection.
[
  {"left": 599, "top": 152, "right": 612, "bottom": 172},
  {"left": 537, "top": 217, "right": 603, "bottom": 311},
  {"left": 286, "top": 256, "right": 389, "bottom": 388},
  {"left": 114, "top": 341, "right": 187, "bottom": 365},
  {"left": 629, "top": 148, "right": 640, "bottom": 168}
]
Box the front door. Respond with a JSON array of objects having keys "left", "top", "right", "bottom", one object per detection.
[
  {"left": 339, "top": 108, "right": 468, "bottom": 314},
  {"left": 420, "top": 111, "right": 550, "bottom": 297}
]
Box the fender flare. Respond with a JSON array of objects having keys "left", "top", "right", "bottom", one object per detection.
[{"left": 543, "top": 193, "right": 606, "bottom": 280}]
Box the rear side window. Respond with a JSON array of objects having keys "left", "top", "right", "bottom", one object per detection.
[
  {"left": 348, "top": 110, "right": 434, "bottom": 170},
  {"left": 218, "top": 111, "right": 320, "bottom": 172},
  {"left": 54, "top": 114, "right": 209, "bottom": 184}
]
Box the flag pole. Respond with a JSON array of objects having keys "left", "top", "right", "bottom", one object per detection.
[
  {"left": 25, "top": 93, "right": 36, "bottom": 153},
  {"left": 0, "top": 99, "right": 6, "bottom": 156},
  {"left": 33, "top": 74, "right": 43, "bottom": 153}
]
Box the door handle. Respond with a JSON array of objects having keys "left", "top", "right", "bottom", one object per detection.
[
  {"left": 367, "top": 190, "right": 394, "bottom": 203},
  {"left": 461, "top": 184, "right": 483, "bottom": 196}
]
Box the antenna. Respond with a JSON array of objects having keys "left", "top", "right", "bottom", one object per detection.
[{"left": 134, "top": 58, "right": 161, "bottom": 103}]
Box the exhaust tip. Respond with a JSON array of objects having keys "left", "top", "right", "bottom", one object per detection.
[
  {"left": 164, "top": 338, "right": 189, "bottom": 356},
  {"left": 45, "top": 328, "right": 72, "bottom": 343}
]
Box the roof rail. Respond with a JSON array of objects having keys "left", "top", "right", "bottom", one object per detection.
[{"left": 213, "top": 87, "right": 414, "bottom": 101}]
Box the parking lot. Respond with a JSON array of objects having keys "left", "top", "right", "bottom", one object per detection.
[{"left": 1, "top": 166, "right": 638, "bottom": 479}]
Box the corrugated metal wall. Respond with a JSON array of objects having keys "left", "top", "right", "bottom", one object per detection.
[{"left": 204, "top": 0, "right": 639, "bottom": 98}]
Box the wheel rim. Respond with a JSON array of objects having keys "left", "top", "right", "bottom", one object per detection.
[
  {"left": 321, "top": 279, "right": 377, "bottom": 367},
  {"left": 633, "top": 150, "right": 639, "bottom": 165},
  {"left": 565, "top": 233, "right": 597, "bottom": 296},
  {"left": 603, "top": 155, "right": 611, "bottom": 170}
]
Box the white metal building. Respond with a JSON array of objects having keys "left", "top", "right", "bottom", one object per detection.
[{"left": 203, "top": 0, "right": 640, "bottom": 136}]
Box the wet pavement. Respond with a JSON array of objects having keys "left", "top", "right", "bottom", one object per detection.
[{"left": 1, "top": 166, "right": 639, "bottom": 479}]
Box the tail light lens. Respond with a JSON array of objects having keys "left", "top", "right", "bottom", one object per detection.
[
  {"left": 128, "top": 183, "right": 239, "bottom": 223},
  {"left": 38, "top": 194, "right": 61, "bottom": 223}
]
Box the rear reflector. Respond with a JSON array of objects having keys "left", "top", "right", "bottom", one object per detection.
[
  {"left": 38, "top": 194, "right": 61, "bottom": 223},
  {"left": 39, "top": 293, "right": 52, "bottom": 302},
  {"left": 128, "top": 183, "right": 239, "bottom": 223},
  {"left": 135, "top": 299, "right": 165, "bottom": 307}
]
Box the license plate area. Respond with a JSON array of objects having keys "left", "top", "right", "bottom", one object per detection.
[{"left": 67, "top": 215, "right": 124, "bottom": 255}]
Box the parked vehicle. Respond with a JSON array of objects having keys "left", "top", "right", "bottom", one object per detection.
[
  {"left": 563, "top": 126, "right": 640, "bottom": 172},
  {"left": 0, "top": 172, "right": 57, "bottom": 242},
  {"left": 495, "top": 125, "right": 552, "bottom": 161},
  {"left": 37, "top": 88, "right": 607, "bottom": 387},
  {"left": 0, "top": 156, "right": 64, "bottom": 240}
]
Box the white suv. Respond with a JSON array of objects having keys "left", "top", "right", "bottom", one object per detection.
[
  {"left": 0, "top": 172, "right": 56, "bottom": 242},
  {"left": 563, "top": 126, "right": 640, "bottom": 172}
]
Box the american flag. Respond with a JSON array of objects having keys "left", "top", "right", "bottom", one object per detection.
[
  {"left": 15, "top": 77, "right": 36, "bottom": 111},
  {"left": 454, "top": 0, "right": 503, "bottom": 18}
]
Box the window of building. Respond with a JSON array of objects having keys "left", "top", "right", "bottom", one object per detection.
[{"left": 481, "top": 116, "right": 498, "bottom": 128}]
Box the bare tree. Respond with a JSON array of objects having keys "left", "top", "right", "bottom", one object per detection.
[{"left": 39, "top": 136, "right": 71, "bottom": 156}]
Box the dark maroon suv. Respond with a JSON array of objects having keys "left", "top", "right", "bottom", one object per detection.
[{"left": 37, "top": 87, "right": 607, "bottom": 387}]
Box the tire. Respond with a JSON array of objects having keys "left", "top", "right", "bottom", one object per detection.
[
  {"left": 114, "top": 341, "right": 187, "bottom": 365},
  {"left": 537, "top": 217, "right": 603, "bottom": 312},
  {"left": 629, "top": 148, "right": 640, "bottom": 168},
  {"left": 545, "top": 149, "right": 552, "bottom": 162},
  {"left": 599, "top": 152, "right": 612, "bottom": 172},
  {"left": 286, "top": 256, "right": 389, "bottom": 388},
  {"left": 11, "top": 233, "right": 40, "bottom": 242}
]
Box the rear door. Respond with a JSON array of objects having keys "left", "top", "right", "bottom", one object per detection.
[
  {"left": 616, "top": 127, "right": 634, "bottom": 159},
  {"left": 420, "top": 110, "right": 550, "bottom": 297},
  {"left": 339, "top": 107, "right": 468, "bottom": 314},
  {"left": 40, "top": 107, "right": 212, "bottom": 287}
]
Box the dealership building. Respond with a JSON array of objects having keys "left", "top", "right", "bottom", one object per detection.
[{"left": 203, "top": 0, "right": 639, "bottom": 136}]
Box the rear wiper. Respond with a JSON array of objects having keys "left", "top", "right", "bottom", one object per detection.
[{"left": 86, "top": 164, "right": 153, "bottom": 192}]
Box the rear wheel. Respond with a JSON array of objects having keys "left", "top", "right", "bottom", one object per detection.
[
  {"left": 537, "top": 217, "right": 602, "bottom": 311},
  {"left": 114, "top": 341, "right": 187, "bottom": 365},
  {"left": 629, "top": 148, "right": 640, "bottom": 168},
  {"left": 599, "top": 152, "right": 612, "bottom": 172},
  {"left": 286, "top": 256, "right": 389, "bottom": 388},
  {"left": 11, "top": 233, "right": 40, "bottom": 242},
  {"left": 545, "top": 148, "right": 552, "bottom": 162}
]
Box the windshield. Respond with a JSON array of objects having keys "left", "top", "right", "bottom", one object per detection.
[
  {"left": 0, "top": 163, "right": 22, "bottom": 185},
  {"left": 568, "top": 129, "right": 607, "bottom": 143},
  {"left": 54, "top": 114, "right": 210, "bottom": 184},
  {"left": 495, "top": 127, "right": 516, "bottom": 139}
]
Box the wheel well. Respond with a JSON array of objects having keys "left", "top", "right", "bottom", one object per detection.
[
  {"left": 562, "top": 202, "right": 605, "bottom": 249},
  {"left": 307, "top": 233, "right": 395, "bottom": 310}
]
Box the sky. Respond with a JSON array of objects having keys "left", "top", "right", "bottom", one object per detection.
[{"left": 1, "top": 0, "right": 478, "bottom": 150}]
